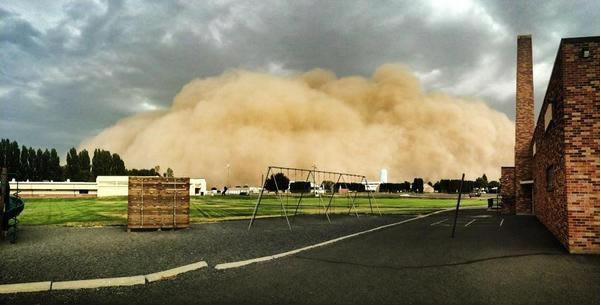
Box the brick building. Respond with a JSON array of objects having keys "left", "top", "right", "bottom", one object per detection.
[{"left": 501, "top": 35, "right": 600, "bottom": 254}]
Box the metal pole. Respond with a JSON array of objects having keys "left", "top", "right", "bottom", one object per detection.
[
  {"left": 292, "top": 170, "right": 313, "bottom": 220},
  {"left": 363, "top": 176, "right": 381, "bottom": 215},
  {"left": 0, "top": 167, "right": 7, "bottom": 240},
  {"left": 273, "top": 170, "right": 292, "bottom": 231},
  {"left": 227, "top": 164, "right": 230, "bottom": 188},
  {"left": 314, "top": 171, "right": 331, "bottom": 223},
  {"left": 248, "top": 167, "right": 271, "bottom": 230},
  {"left": 340, "top": 175, "right": 359, "bottom": 218},
  {"left": 326, "top": 174, "right": 342, "bottom": 214},
  {"left": 451, "top": 173, "right": 465, "bottom": 238}
]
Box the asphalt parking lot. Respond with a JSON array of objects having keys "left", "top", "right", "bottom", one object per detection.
[{"left": 1, "top": 208, "right": 599, "bottom": 304}]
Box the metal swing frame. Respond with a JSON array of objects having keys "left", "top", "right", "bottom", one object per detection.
[{"left": 248, "top": 166, "right": 381, "bottom": 230}]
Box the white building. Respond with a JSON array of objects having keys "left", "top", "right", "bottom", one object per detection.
[
  {"left": 9, "top": 179, "right": 97, "bottom": 197},
  {"left": 190, "top": 178, "right": 207, "bottom": 196},
  {"left": 9, "top": 176, "right": 207, "bottom": 198},
  {"left": 96, "top": 176, "right": 129, "bottom": 197},
  {"left": 364, "top": 181, "right": 380, "bottom": 192}
]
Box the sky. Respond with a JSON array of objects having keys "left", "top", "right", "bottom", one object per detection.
[{"left": 1, "top": 0, "right": 599, "bottom": 157}]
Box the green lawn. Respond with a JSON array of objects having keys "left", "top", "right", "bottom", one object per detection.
[{"left": 17, "top": 194, "right": 487, "bottom": 226}]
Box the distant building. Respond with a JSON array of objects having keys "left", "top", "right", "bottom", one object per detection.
[
  {"left": 8, "top": 176, "right": 208, "bottom": 198},
  {"left": 190, "top": 178, "right": 207, "bottom": 196},
  {"left": 9, "top": 179, "right": 97, "bottom": 197},
  {"left": 501, "top": 35, "right": 599, "bottom": 254},
  {"left": 96, "top": 176, "right": 128, "bottom": 197},
  {"left": 364, "top": 181, "right": 380, "bottom": 192}
]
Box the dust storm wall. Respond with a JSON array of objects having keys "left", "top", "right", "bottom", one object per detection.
[{"left": 80, "top": 64, "right": 514, "bottom": 186}]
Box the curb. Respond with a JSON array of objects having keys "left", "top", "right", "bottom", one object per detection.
[
  {"left": 0, "top": 281, "right": 51, "bottom": 294},
  {"left": 145, "top": 261, "right": 208, "bottom": 283},
  {"left": 0, "top": 261, "right": 209, "bottom": 294},
  {"left": 52, "top": 276, "right": 146, "bottom": 291}
]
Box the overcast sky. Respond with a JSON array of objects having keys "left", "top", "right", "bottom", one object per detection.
[{"left": 1, "top": 0, "right": 599, "bottom": 156}]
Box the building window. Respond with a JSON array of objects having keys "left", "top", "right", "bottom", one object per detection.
[
  {"left": 582, "top": 48, "right": 590, "bottom": 58},
  {"left": 546, "top": 166, "right": 554, "bottom": 191},
  {"left": 544, "top": 103, "right": 553, "bottom": 130}
]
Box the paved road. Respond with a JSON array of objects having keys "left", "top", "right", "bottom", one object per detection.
[{"left": 2, "top": 209, "right": 599, "bottom": 304}]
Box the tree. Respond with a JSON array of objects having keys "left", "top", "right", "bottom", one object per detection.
[
  {"left": 39, "top": 149, "right": 50, "bottom": 180},
  {"left": 321, "top": 180, "right": 335, "bottom": 193},
  {"left": 19, "top": 145, "right": 29, "bottom": 181},
  {"left": 49, "top": 149, "right": 61, "bottom": 181},
  {"left": 0, "top": 139, "right": 20, "bottom": 180},
  {"left": 92, "top": 149, "right": 113, "bottom": 177},
  {"left": 482, "top": 174, "right": 488, "bottom": 186},
  {"left": 27, "top": 147, "right": 37, "bottom": 181},
  {"left": 412, "top": 178, "right": 424, "bottom": 193},
  {"left": 66, "top": 147, "right": 80, "bottom": 180},
  {"left": 264, "top": 173, "right": 290, "bottom": 192},
  {"left": 474, "top": 177, "right": 486, "bottom": 189},
  {"left": 290, "top": 181, "right": 311, "bottom": 193},
  {"left": 153, "top": 165, "right": 161, "bottom": 177},
  {"left": 35, "top": 149, "right": 44, "bottom": 181},
  {"left": 165, "top": 167, "right": 174, "bottom": 177},
  {"left": 8, "top": 141, "right": 20, "bottom": 180},
  {"left": 487, "top": 180, "right": 500, "bottom": 193},
  {"left": 111, "top": 153, "right": 126, "bottom": 175},
  {"left": 78, "top": 149, "right": 91, "bottom": 181}
]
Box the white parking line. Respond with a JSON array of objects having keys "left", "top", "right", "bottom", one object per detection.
[
  {"left": 215, "top": 208, "right": 457, "bottom": 270},
  {"left": 430, "top": 218, "right": 448, "bottom": 226},
  {"left": 464, "top": 219, "right": 476, "bottom": 227}
]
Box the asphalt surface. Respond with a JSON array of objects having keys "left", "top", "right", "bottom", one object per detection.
[
  {"left": 2, "top": 208, "right": 599, "bottom": 304},
  {"left": 0, "top": 213, "right": 411, "bottom": 283}
]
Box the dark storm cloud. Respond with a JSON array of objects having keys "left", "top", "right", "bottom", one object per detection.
[{"left": 0, "top": 0, "right": 599, "bottom": 156}]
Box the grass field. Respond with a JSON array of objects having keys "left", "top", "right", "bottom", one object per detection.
[{"left": 16, "top": 194, "right": 487, "bottom": 226}]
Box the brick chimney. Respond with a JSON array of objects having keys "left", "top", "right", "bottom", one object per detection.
[{"left": 514, "top": 35, "right": 534, "bottom": 214}]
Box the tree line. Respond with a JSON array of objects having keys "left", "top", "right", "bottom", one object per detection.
[
  {"left": 263, "top": 172, "right": 499, "bottom": 195},
  {"left": 433, "top": 174, "right": 499, "bottom": 194},
  {"left": 0, "top": 138, "right": 164, "bottom": 182}
]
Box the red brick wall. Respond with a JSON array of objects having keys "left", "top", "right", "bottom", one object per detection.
[
  {"left": 500, "top": 167, "right": 515, "bottom": 214},
  {"left": 532, "top": 37, "right": 600, "bottom": 254},
  {"left": 515, "top": 35, "right": 535, "bottom": 215},
  {"left": 532, "top": 43, "right": 569, "bottom": 249},
  {"left": 561, "top": 38, "right": 600, "bottom": 253}
]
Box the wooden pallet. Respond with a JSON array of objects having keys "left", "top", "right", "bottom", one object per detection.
[{"left": 127, "top": 176, "right": 190, "bottom": 230}]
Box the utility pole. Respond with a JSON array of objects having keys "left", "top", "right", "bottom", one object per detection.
[
  {"left": 451, "top": 173, "right": 465, "bottom": 238},
  {"left": 0, "top": 167, "right": 7, "bottom": 240},
  {"left": 226, "top": 164, "right": 230, "bottom": 187}
]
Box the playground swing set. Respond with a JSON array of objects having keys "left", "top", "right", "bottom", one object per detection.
[{"left": 248, "top": 166, "right": 381, "bottom": 231}]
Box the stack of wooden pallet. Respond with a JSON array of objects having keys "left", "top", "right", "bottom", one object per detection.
[{"left": 128, "top": 176, "right": 190, "bottom": 230}]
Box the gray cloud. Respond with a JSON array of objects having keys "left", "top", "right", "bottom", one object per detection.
[{"left": 0, "top": 0, "right": 599, "bottom": 159}]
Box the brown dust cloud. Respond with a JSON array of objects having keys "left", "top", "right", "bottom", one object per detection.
[{"left": 80, "top": 64, "right": 514, "bottom": 186}]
